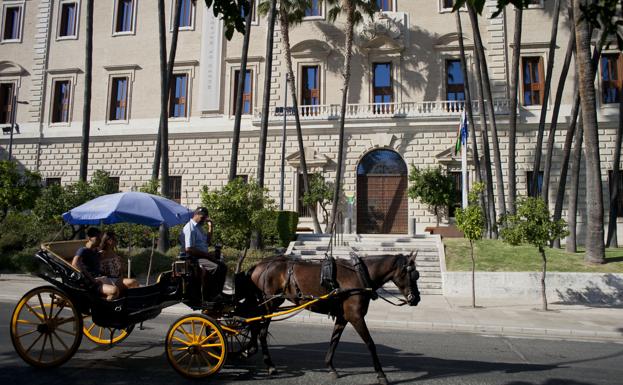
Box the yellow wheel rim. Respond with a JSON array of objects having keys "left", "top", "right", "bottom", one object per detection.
[
  {"left": 82, "top": 317, "right": 131, "bottom": 345},
  {"left": 10, "top": 286, "right": 82, "bottom": 368},
  {"left": 166, "top": 315, "right": 227, "bottom": 378}
]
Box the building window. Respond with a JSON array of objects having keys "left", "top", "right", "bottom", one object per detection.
[
  {"left": 45, "top": 178, "right": 62, "bottom": 187},
  {"left": 233, "top": 69, "right": 252, "bottom": 115},
  {"left": 522, "top": 56, "right": 544, "bottom": 106},
  {"left": 298, "top": 173, "right": 314, "bottom": 218},
  {"left": 527, "top": 170, "right": 544, "bottom": 197},
  {"left": 527, "top": 0, "right": 544, "bottom": 8},
  {"left": 608, "top": 170, "right": 623, "bottom": 217},
  {"left": 51, "top": 80, "right": 71, "bottom": 123},
  {"left": 240, "top": 1, "right": 256, "bottom": 24},
  {"left": 305, "top": 0, "right": 321, "bottom": 17},
  {"left": 109, "top": 177, "right": 120, "bottom": 192},
  {"left": 58, "top": 1, "right": 78, "bottom": 38},
  {"left": 169, "top": 74, "right": 188, "bottom": 118},
  {"left": 601, "top": 53, "right": 622, "bottom": 104},
  {"left": 177, "top": 0, "right": 194, "bottom": 29},
  {"left": 448, "top": 171, "right": 462, "bottom": 217},
  {"left": 109, "top": 77, "right": 129, "bottom": 121},
  {"left": 0, "top": 83, "right": 14, "bottom": 124},
  {"left": 114, "top": 0, "right": 135, "bottom": 33},
  {"left": 446, "top": 59, "right": 465, "bottom": 101},
  {"left": 376, "top": 0, "right": 392, "bottom": 11},
  {"left": 441, "top": 0, "right": 455, "bottom": 10},
  {"left": 2, "top": 4, "right": 22, "bottom": 42},
  {"left": 236, "top": 174, "right": 248, "bottom": 183},
  {"left": 373, "top": 62, "right": 393, "bottom": 113},
  {"left": 301, "top": 65, "right": 320, "bottom": 116},
  {"left": 169, "top": 176, "right": 182, "bottom": 203}
]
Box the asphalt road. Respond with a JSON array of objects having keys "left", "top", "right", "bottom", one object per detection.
[{"left": 1, "top": 300, "right": 622, "bottom": 385}]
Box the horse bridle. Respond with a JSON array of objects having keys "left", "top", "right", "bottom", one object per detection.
[{"left": 404, "top": 263, "right": 420, "bottom": 305}]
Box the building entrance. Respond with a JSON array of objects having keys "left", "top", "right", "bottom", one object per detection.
[{"left": 356, "top": 149, "right": 408, "bottom": 234}]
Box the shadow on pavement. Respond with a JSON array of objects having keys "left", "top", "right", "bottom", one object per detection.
[
  {"left": 554, "top": 274, "right": 623, "bottom": 308},
  {"left": 506, "top": 380, "right": 597, "bottom": 385}
]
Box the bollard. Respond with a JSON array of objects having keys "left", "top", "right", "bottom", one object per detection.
[
  {"left": 344, "top": 217, "right": 352, "bottom": 234},
  {"left": 409, "top": 217, "right": 417, "bottom": 236}
]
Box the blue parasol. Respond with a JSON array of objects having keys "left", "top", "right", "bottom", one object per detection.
[{"left": 62, "top": 192, "right": 192, "bottom": 227}]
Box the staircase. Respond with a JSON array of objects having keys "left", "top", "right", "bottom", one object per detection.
[{"left": 286, "top": 234, "right": 443, "bottom": 295}]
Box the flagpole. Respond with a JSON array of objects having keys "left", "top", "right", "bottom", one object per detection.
[{"left": 461, "top": 111, "right": 468, "bottom": 208}]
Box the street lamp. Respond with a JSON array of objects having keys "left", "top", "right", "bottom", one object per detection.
[{"left": 4, "top": 90, "right": 28, "bottom": 161}]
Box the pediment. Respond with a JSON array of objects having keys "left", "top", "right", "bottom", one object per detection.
[
  {"left": 436, "top": 146, "right": 473, "bottom": 164},
  {"left": 434, "top": 32, "right": 474, "bottom": 51},
  {"left": 286, "top": 147, "right": 332, "bottom": 168},
  {"left": 361, "top": 35, "right": 404, "bottom": 52},
  {"left": 0, "top": 61, "right": 27, "bottom": 76},
  {"left": 290, "top": 40, "right": 332, "bottom": 59}
]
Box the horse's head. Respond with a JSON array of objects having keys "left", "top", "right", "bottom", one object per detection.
[{"left": 391, "top": 252, "right": 420, "bottom": 306}]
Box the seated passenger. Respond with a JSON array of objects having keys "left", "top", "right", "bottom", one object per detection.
[
  {"left": 71, "top": 227, "right": 119, "bottom": 300},
  {"left": 181, "top": 207, "right": 228, "bottom": 302},
  {"left": 99, "top": 231, "right": 140, "bottom": 291}
]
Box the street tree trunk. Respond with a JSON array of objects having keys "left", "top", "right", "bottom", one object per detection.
[
  {"left": 79, "top": 0, "right": 94, "bottom": 182},
  {"left": 467, "top": 7, "right": 497, "bottom": 237},
  {"left": 566, "top": 113, "right": 583, "bottom": 253},
  {"left": 574, "top": 0, "right": 605, "bottom": 264},
  {"left": 470, "top": 240, "right": 476, "bottom": 308},
  {"left": 532, "top": 0, "right": 562, "bottom": 200},
  {"left": 257, "top": 0, "right": 277, "bottom": 188},
  {"left": 329, "top": 4, "right": 355, "bottom": 233},
  {"left": 539, "top": 246, "right": 548, "bottom": 311},
  {"left": 606, "top": 96, "right": 622, "bottom": 247},
  {"left": 542, "top": 5, "right": 573, "bottom": 203},
  {"left": 280, "top": 13, "right": 322, "bottom": 234},
  {"left": 467, "top": 4, "right": 506, "bottom": 217},
  {"left": 230, "top": 0, "right": 254, "bottom": 182},
  {"left": 508, "top": 5, "right": 522, "bottom": 215}
]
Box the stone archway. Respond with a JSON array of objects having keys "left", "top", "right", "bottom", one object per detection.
[{"left": 356, "top": 149, "right": 408, "bottom": 234}]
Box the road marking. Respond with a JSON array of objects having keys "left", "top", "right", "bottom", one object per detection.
[{"left": 502, "top": 337, "right": 530, "bottom": 364}]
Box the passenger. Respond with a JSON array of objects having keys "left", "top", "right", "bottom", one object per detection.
[
  {"left": 181, "top": 207, "right": 228, "bottom": 302},
  {"left": 71, "top": 227, "right": 119, "bottom": 300},
  {"left": 100, "top": 231, "right": 140, "bottom": 291}
]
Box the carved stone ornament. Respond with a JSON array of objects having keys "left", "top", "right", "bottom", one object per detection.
[
  {"left": 357, "top": 13, "right": 407, "bottom": 51},
  {"left": 369, "top": 133, "right": 395, "bottom": 149}
]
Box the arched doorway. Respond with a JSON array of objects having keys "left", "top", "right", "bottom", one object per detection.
[{"left": 356, "top": 149, "right": 408, "bottom": 234}]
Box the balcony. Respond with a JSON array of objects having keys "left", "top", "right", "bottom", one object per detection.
[{"left": 252, "top": 99, "right": 510, "bottom": 123}]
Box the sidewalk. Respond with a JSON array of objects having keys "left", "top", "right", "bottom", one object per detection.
[{"left": 2, "top": 274, "right": 622, "bottom": 342}]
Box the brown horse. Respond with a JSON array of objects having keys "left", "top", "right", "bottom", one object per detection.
[{"left": 244, "top": 252, "right": 420, "bottom": 385}]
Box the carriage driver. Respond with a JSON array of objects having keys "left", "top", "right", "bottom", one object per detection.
[{"left": 181, "top": 207, "right": 229, "bottom": 301}]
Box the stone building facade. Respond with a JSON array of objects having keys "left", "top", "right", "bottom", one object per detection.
[{"left": 0, "top": 0, "right": 621, "bottom": 240}]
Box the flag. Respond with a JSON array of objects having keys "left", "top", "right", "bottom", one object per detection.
[{"left": 454, "top": 111, "right": 468, "bottom": 155}]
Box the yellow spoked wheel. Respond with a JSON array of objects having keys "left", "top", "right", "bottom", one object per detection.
[
  {"left": 165, "top": 314, "right": 227, "bottom": 379},
  {"left": 10, "top": 286, "right": 83, "bottom": 368},
  {"left": 82, "top": 317, "right": 133, "bottom": 345}
]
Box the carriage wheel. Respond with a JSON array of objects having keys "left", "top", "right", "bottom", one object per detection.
[
  {"left": 165, "top": 314, "right": 227, "bottom": 378},
  {"left": 10, "top": 286, "right": 83, "bottom": 368},
  {"left": 220, "top": 318, "right": 253, "bottom": 357},
  {"left": 82, "top": 317, "right": 133, "bottom": 345}
]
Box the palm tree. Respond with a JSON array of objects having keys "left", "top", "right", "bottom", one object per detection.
[
  {"left": 256, "top": 0, "right": 277, "bottom": 188},
  {"left": 541, "top": 5, "right": 574, "bottom": 202},
  {"left": 230, "top": 0, "right": 254, "bottom": 182},
  {"left": 566, "top": 111, "right": 583, "bottom": 253},
  {"left": 606, "top": 96, "right": 622, "bottom": 247},
  {"left": 466, "top": 3, "right": 506, "bottom": 217},
  {"left": 259, "top": 0, "right": 322, "bottom": 233},
  {"left": 507, "top": 4, "right": 522, "bottom": 214},
  {"left": 326, "top": 0, "right": 376, "bottom": 232},
  {"left": 79, "top": 0, "right": 94, "bottom": 182},
  {"left": 573, "top": 0, "right": 605, "bottom": 264}
]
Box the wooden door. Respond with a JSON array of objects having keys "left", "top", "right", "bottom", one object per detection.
[{"left": 357, "top": 174, "right": 408, "bottom": 234}]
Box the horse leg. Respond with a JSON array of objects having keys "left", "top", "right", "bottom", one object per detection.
[
  {"left": 325, "top": 316, "right": 347, "bottom": 380},
  {"left": 350, "top": 318, "right": 388, "bottom": 385},
  {"left": 258, "top": 320, "right": 277, "bottom": 375}
]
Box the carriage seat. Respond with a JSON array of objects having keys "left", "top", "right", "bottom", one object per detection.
[{"left": 41, "top": 241, "right": 86, "bottom": 272}]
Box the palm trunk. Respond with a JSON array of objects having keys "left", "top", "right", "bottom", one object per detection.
[
  {"left": 606, "top": 96, "right": 622, "bottom": 247},
  {"left": 542, "top": 5, "right": 572, "bottom": 204},
  {"left": 539, "top": 246, "right": 548, "bottom": 311},
  {"left": 532, "top": 0, "right": 562, "bottom": 201},
  {"left": 467, "top": 4, "right": 506, "bottom": 216},
  {"left": 230, "top": 0, "right": 254, "bottom": 182},
  {"left": 574, "top": 0, "right": 605, "bottom": 264},
  {"left": 456, "top": 11, "right": 487, "bottom": 231},
  {"left": 257, "top": 0, "right": 277, "bottom": 188},
  {"left": 470, "top": 240, "right": 476, "bottom": 308},
  {"left": 329, "top": 4, "right": 355, "bottom": 233},
  {"left": 507, "top": 5, "right": 522, "bottom": 215},
  {"left": 79, "top": 0, "right": 94, "bottom": 182},
  {"left": 467, "top": 8, "right": 497, "bottom": 238},
  {"left": 281, "top": 15, "right": 322, "bottom": 234},
  {"left": 566, "top": 113, "right": 583, "bottom": 253},
  {"left": 156, "top": 0, "right": 170, "bottom": 252}
]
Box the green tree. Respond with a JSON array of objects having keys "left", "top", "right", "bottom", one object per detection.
[
  {"left": 302, "top": 174, "right": 334, "bottom": 232},
  {"left": 201, "top": 178, "right": 275, "bottom": 250},
  {"left": 408, "top": 166, "right": 455, "bottom": 227},
  {"left": 455, "top": 182, "right": 485, "bottom": 308},
  {"left": 500, "top": 196, "right": 568, "bottom": 311},
  {"left": 0, "top": 160, "right": 41, "bottom": 222}
]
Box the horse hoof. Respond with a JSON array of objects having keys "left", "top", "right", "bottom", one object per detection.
[
  {"left": 329, "top": 370, "right": 339, "bottom": 380},
  {"left": 268, "top": 367, "right": 278, "bottom": 376},
  {"left": 377, "top": 374, "right": 389, "bottom": 385}
]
